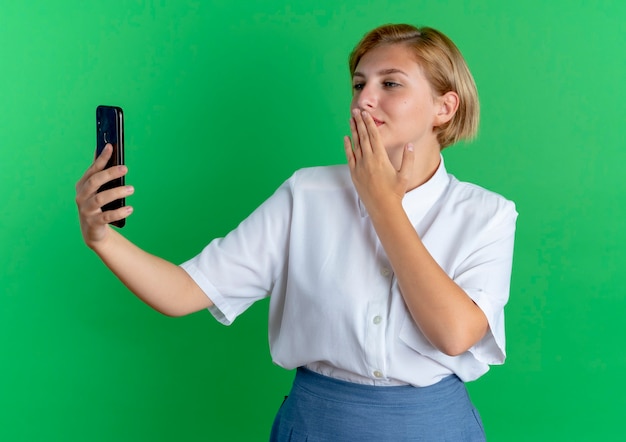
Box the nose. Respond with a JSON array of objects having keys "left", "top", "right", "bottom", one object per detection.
[{"left": 356, "top": 84, "right": 377, "bottom": 110}]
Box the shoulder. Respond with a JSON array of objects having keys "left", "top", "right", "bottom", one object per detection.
[
  {"left": 446, "top": 175, "right": 518, "bottom": 223},
  {"left": 264, "top": 165, "right": 353, "bottom": 212},
  {"left": 289, "top": 165, "right": 352, "bottom": 190}
]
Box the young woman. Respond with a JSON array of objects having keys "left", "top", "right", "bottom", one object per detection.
[{"left": 76, "top": 23, "right": 517, "bottom": 441}]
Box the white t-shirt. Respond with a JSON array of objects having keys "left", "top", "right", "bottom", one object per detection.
[{"left": 181, "top": 157, "right": 518, "bottom": 387}]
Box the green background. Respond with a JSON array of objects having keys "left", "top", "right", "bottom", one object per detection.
[{"left": 1, "top": 0, "right": 624, "bottom": 440}]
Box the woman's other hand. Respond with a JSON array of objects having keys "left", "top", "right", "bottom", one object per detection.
[
  {"left": 343, "top": 109, "right": 414, "bottom": 216},
  {"left": 75, "top": 144, "right": 134, "bottom": 249}
]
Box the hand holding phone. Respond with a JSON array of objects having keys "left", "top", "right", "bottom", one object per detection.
[{"left": 96, "top": 105, "right": 126, "bottom": 228}]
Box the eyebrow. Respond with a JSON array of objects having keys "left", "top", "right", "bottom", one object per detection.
[{"left": 353, "top": 68, "right": 409, "bottom": 78}]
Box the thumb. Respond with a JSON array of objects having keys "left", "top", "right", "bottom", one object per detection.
[{"left": 398, "top": 143, "right": 415, "bottom": 184}]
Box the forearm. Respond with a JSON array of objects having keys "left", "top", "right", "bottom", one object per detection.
[
  {"left": 369, "top": 202, "right": 488, "bottom": 356},
  {"left": 91, "top": 228, "right": 212, "bottom": 317}
]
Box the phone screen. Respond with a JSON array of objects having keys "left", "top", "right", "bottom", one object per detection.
[{"left": 96, "top": 105, "right": 125, "bottom": 228}]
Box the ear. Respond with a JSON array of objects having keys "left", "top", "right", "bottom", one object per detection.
[{"left": 433, "top": 91, "right": 459, "bottom": 127}]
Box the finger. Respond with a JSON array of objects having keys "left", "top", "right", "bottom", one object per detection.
[
  {"left": 94, "top": 143, "right": 114, "bottom": 165},
  {"left": 98, "top": 204, "right": 134, "bottom": 226},
  {"left": 90, "top": 143, "right": 114, "bottom": 174},
  {"left": 398, "top": 143, "right": 415, "bottom": 184},
  {"left": 352, "top": 110, "right": 372, "bottom": 155},
  {"left": 76, "top": 165, "right": 129, "bottom": 211},
  {"left": 82, "top": 164, "right": 128, "bottom": 198},
  {"left": 343, "top": 135, "right": 355, "bottom": 168},
  {"left": 361, "top": 111, "right": 384, "bottom": 156},
  {"left": 88, "top": 184, "right": 134, "bottom": 214},
  {"left": 349, "top": 117, "right": 362, "bottom": 160},
  {"left": 76, "top": 144, "right": 113, "bottom": 190},
  {"left": 79, "top": 184, "right": 133, "bottom": 220}
]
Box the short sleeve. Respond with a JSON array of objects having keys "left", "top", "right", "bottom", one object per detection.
[
  {"left": 180, "top": 177, "right": 294, "bottom": 325},
  {"left": 454, "top": 199, "right": 518, "bottom": 364}
]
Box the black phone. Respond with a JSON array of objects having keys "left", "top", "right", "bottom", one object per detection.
[{"left": 96, "top": 105, "right": 125, "bottom": 228}]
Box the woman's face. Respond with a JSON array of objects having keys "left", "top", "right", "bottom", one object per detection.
[{"left": 350, "top": 43, "right": 442, "bottom": 156}]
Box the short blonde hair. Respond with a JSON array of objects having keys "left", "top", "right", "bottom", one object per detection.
[{"left": 349, "top": 24, "right": 479, "bottom": 149}]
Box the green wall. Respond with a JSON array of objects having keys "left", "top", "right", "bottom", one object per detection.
[{"left": 2, "top": 1, "right": 625, "bottom": 440}]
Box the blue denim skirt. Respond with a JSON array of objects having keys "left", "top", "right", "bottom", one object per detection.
[{"left": 270, "top": 367, "right": 485, "bottom": 441}]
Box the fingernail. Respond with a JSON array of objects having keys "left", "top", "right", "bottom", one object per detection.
[
  {"left": 126, "top": 185, "right": 134, "bottom": 194},
  {"left": 361, "top": 111, "right": 369, "bottom": 118},
  {"left": 407, "top": 143, "right": 414, "bottom": 152}
]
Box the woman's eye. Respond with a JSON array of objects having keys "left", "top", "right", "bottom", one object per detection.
[
  {"left": 383, "top": 81, "right": 399, "bottom": 88},
  {"left": 353, "top": 83, "right": 364, "bottom": 91}
]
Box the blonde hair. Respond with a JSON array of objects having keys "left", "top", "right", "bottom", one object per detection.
[{"left": 349, "top": 24, "right": 479, "bottom": 149}]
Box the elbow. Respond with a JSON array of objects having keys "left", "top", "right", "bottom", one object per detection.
[
  {"left": 432, "top": 327, "right": 487, "bottom": 357},
  {"left": 160, "top": 309, "right": 186, "bottom": 318},
  {"left": 433, "top": 313, "right": 489, "bottom": 357},
  {"left": 438, "top": 341, "right": 472, "bottom": 357},
  {"left": 150, "top": 303, "right": 191, "bottom": 318}
]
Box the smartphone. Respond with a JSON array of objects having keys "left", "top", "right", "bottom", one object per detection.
[{"left": 96, "top": 105, "right": 125, "bottom": 228}]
